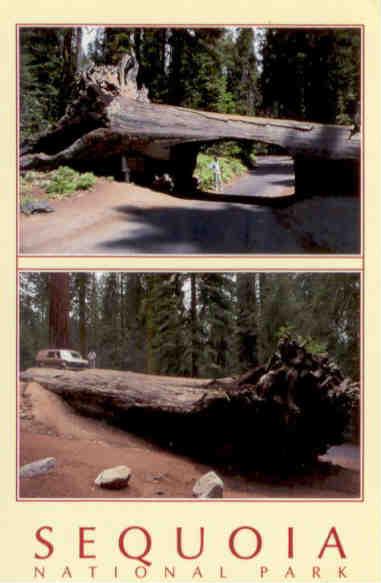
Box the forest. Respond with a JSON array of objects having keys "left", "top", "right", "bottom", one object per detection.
[
  {"left": 20, "top": 27, "right": 361, "bottom": 141},
  {"left": 20, "top": 272, "right": 360, "bottom": 380}
]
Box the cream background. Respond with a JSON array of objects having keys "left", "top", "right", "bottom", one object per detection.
[{"left": 0, "top": 0, "right": 380, "bottom": 580}]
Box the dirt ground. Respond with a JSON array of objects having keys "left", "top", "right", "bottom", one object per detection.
[
  {"left": 19, "top": 382, "right": 360, "bottom": 499},
  {"left": 20, "top": 157, "right": 360, "bottom": 255}
]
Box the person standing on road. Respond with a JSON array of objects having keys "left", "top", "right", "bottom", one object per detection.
[
  {"left": 210, "top": 156, "right": 223, "bottom": 192},
  {"left": 87, "top": 350, "right": 97, "bottom": 369}
]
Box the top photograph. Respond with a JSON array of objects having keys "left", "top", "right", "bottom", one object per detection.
[{"left": 18, "top": 26, "right": 361, "bottom": 256}]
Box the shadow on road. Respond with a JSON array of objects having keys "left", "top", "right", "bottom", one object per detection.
[
  {"left": 164, "top": 188, "right": 296, "bottom": 207},
  {"left": 268, "top": 178, "right": 295, "bottom": 188},
  {"left": 248, "top": 161, "right": 294, "bottom": 177},
  {"left": 166, "top": 156, "right": 296, "bottom": 205},
  {"left": 100, "top": 203, "right": 312, "bottom": 254}
]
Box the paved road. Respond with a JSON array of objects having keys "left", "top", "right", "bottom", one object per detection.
[
  {"left": 224, "top": 155, "right": 294, "bottom": 198},
  {"left": 21, "top": 154, "right": 359, "bottom": 255},
  {"left": 21, "top": 156, "right": 308, "bottom": 255},
  {"left": 320, "top": 444, "right": 360, "bottom": 472}
]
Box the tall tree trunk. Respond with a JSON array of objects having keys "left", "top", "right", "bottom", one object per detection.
[
  {"left": 88, "top": 273, "right": 99, "bottom": 354},
  {"left": 77, "top": 274, "right": 87, "bottom": 356},
  {"left": 48, "top": 273, "right": 71, "bottom": 348},
  {"left": 75, "top": 27, "right": 82, "bottom": 72},
  {"left": 190, "top": 274, "right": 198, "bottom": 377},
  {"left": 62, "top": 29, "right": 74, "bottom": 110}
]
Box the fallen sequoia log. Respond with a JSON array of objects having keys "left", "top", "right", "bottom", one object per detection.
[
  {"left": 21, "top": 338, "right": 359, "bottom": 470},
  {"left": 21, "top": 53, "right": 360, "bottom": 195}
]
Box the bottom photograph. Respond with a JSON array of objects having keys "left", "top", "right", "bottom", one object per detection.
[{"left": 18, "top": 271, "right": 361, "bottom": 500}]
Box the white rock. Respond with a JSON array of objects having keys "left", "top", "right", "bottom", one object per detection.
[
  {"left": 20, "top": 457, "right": 56, "bottom": 478},
  {"left": 193, "top": 471, "right": 224, "bottom": 498},
  {"left": 94, "top": 465, "right": 132, "bottom": 489}
]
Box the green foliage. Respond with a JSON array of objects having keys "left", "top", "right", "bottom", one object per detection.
[
  {"left": 20, "top": 28, "right": 80, "bottom": 139},
  {"left": 168, "top": 29, "right": 233, "bottom": 112},
  {"left": 142, "top": 274, "right": 187, "bottom": 375},
  {"left": 197, "top": 274, "right": 236, "bottom": 376},
  {"left": 46, "top": 167, "right": 96, "bottom": 195},
  {"left": 261, "top": 29, "right": 360, "bottom": 125},
  {"left": 75, "top": 172, "right": 98, "bottom": 190},
  {"left": 19, "top": 273, "right": 50, "bottom": 369},
  {"left": 21, "top": 25, "right": 360, "bottom": 155},
  {"left": 22, "top": 170, "right": 51, "bottom": 188},
  {"left": 195, "top": 153, "right": 246, "bottom": 190},
  {"left": 100, "top": 28, "right": 240, "bottom": 112},
  {"left": 236, "top": 273, "right": 259, "bottom": 370},
  {"left": 227, "top": 28, "right": 259, "bottom": 116},
  {"left": 20, "top": 167, "right": 97, "bottom": 201},
  {"left": 99, "top": 273, "right": 123, "bottom": 369},
  {"left": 19, "top": 194, "right": 35, "bottom": 207},
  {"left": 20, "top": 29, "right": 62, "bottom": 138},
  {"left": 276, "top": 323, "right": 296, "bottom": 339},
  {"left": 304, "top": 337, "right": 327, "bottom": 356},
  {"left": 19, "top": 268, "right": 360, "bottom": 381},
  {"left": 276, "top": 325, "right": 327, "bottom": 355}
]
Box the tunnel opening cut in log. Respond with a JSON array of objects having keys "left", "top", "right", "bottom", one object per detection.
[{"left": 20, "top": 54, "right": 360, "bottom": 198}]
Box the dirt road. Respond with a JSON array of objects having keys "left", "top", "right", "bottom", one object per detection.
[
  {"left": 19, "top": 382, "right": 360, "bottom": 499},
  {"left": 20, "top": 156, "right": 359, "bottom": 255}
]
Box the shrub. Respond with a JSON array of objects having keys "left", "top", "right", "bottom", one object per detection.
[
  {"left": 76, "top": 172, "right": 97, "bottom": 190},
  {"left": 45, "top": 167, "right": 96, "bottom": 196},
  {"left": 276, "top": 325, "right": 327, "bottom": 356},
  {"left": 194, "top": 154, "right": 246, "bottom": 191}
]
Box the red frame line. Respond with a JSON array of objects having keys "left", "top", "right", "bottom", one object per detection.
[
  {"left": 16, "top": 267, "right": 364, "bottom": 503},
  {"left": 15, "top": 23, "right": 364, "bottom": 261}
]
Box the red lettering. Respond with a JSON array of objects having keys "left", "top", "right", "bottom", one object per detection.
[
  {"left": 288, "top": 527, "right": 294, "bottom": 559},
  {"left": 229, "top": 527, "right": 262, "bottom": 559},
  {"left": 79, "top": 527, "right": 96, "bottom": 559},
  {"left": 118, "top": 527, "right": 152, "bottom": 566},
  {"left": 34, "top": 527, "right": 54, "bottom": 560},
  {"left": 176, "top": 528, "right": 204, "bottom": 560},
  {"left": 318, "top": 527, "right": 346, "bottom": 559}
]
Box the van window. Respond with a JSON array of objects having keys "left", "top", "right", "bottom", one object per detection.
[
  {"left": 47, "top": 351, "right": 57, "bottom": 358},
  {"left": 60, "top": 350, "right": 82, "bottom": 360}
]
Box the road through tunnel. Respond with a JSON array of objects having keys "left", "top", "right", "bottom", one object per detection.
[{"left": 20, "top": 60, "right": 360, "bottom": 199}]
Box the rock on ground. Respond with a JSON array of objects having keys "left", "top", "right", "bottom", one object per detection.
[
  {"left": 20, "top": 457, "right": 56, "bottom": 478},
  {"left": 94, "top": 465, "right": 132, "bottom": 489},
  {"left": 193, "top": 471, "right": 224, "bottom": 498}
]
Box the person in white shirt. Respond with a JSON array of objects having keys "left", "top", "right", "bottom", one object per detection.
[
  {"left": 209, "top": 157, "right": 223, "bottom": 192},
  {"left": 87, "top": 350, "right": 97, "bottom": 369}
]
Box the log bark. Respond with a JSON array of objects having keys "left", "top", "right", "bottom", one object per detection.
[
  {"left": 21, "top": 58, "right": 360, "bottom": 183},
  {"left": 21, "top": 338, "right": 359, "bottom": 470}
]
